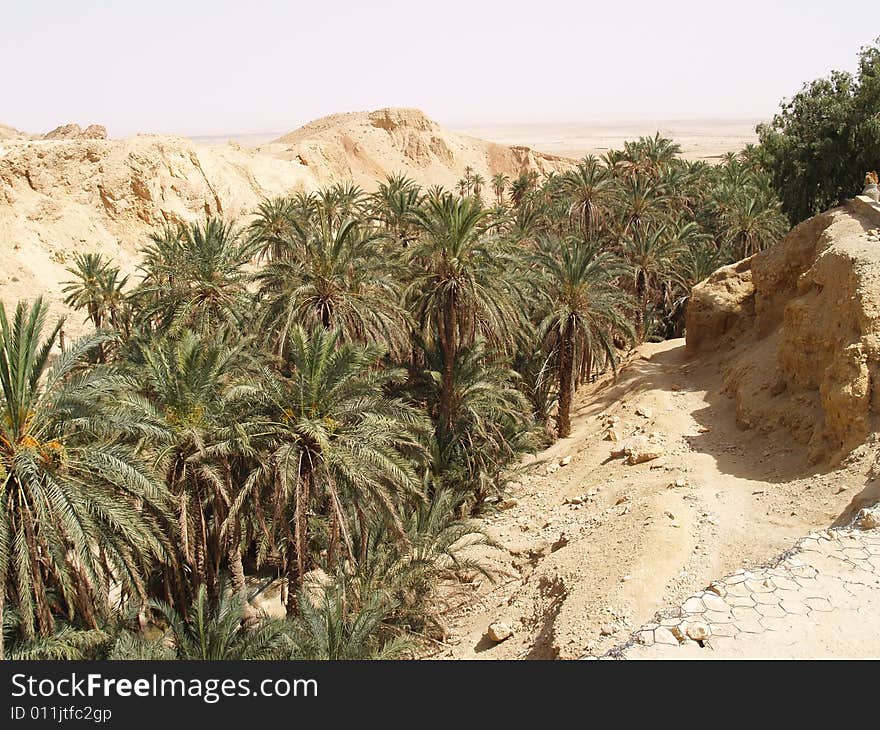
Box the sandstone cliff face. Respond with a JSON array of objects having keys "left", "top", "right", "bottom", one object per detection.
[
  {"left": 0, "top": 108, "right": 570, "bottom": 330},
  {"left": 686, "top": 202, "right": 880, "bottom": 462},
  {"left": 0, "top": 135, "right": 316, "bottom": 329}
]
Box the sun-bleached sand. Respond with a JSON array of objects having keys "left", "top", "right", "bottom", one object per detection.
[{"left": 451, "top": 119, "right": 761, "bottom": 162}]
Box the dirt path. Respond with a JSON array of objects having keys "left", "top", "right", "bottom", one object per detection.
[
  {"left": 432, "top": 339, "right": 880, "bottom": 659},
  {"left": 607, "top": 517, "right": 880, "bottom": 659}
]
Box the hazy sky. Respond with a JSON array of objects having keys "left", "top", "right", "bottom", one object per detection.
[{"left": 2, "top": 0, "right": 877, "bottom": 137}]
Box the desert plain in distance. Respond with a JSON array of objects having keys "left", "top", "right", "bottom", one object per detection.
[{"left": 193, "top": 118, "right": 760, "bottom": 162}]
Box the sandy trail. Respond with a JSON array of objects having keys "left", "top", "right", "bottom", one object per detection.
[{"left": 433, "top": 339, "right": 879, "bottom": 659}]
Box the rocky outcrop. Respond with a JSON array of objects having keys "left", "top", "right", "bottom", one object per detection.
[
  {"left": 42, "top": 123, "right": 108, "bottom": 140},
  {"left": 0, "top": 134, "right": 315, "bottom": 330},
  {"left": 686, "top": 201, "right": 880, "bottom": 462},
  {"left": 0, "top": 124, "right": 28, "bottom": 141},
  {"left": 685, "top": 258, "right": 755, "bottom": 351},
  {"left": 271, "top": 107, "right": 570, "bottom": 189}
]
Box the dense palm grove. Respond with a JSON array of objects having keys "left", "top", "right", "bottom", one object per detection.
[{"left": 0, "top": 137, "right": 787, "bottom": 660}]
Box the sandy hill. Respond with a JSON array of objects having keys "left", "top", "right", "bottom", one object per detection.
[
  {"left": 0, "top": 108, "right": 569, "bottom": 330},
  {"left": 270, "top": 107, "right": 570, "bottom": 188}
]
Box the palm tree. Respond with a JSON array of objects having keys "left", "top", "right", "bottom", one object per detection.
[
  {"left": 353, "top": 486, "right": 496, "bottom": 637},
  {"left": 3, "top": 606, "right": 108, "bottom": 659},
  {"left": 248, "top": 196, "right": 299, "bottom": 261},
  {"left": 133, "top": 218, "right": 253, "bottom": 336},
  {"left": 62, "top": 253, "right": 129, "bottom": 360},
  {"left": 718, "top": 190, "right": 788, "bottom": 259},
  {"left": 620, "top": 133, "right": 682, "bottom": 177},
  {"left": 369, "top": 174, "right": 423, "bottom": 247},
  {"left": 423, "top": 340, "right": 537, "bottom": 502},
  {"left": 614, "top": 173, "right": 668, "bottom": 234},
  {"left": 560, "top": 156, "right": 612, "bottom": 240},
  {"left": 62, "top": 253, "right": 118, "bottom": 330},
  {"left": 236, "top": 326, "right": 427, "bottom": 616},
  {"left": 407, "top": 194, "right": 523, "bottom": 437},
  {"left": 317, "top": 183, "right": 367, "bottom": 228},
  {"left": 463, "top": 166, "right": 475, "bottom": 194},
  {"left": 534, "top": 238, "right": 634, "bottom": 437},
  {"left": 471, "top": 173, "right": 486, "bottom": 202},
  {"left": 665, "top": 242, "right": 724, "bottom": 336},
  {"left": 621, "top": 222, "right": 694, "bottom": 340},
  {"left": 286, "top": 576, "right": 411, "bottom": 659},
  {"left": 127, "top": 332, "right": 255, "bottom": 600},
  {"left": 145, "top": 584, "right": 290, "bottom": 659},
  {"left": 509, "top": 172, "right": 539, "bottom": 207},
  {"left": 256, "top": 207, "right": 410, "bottom": 358},
  {"left": 0, "top": 299, "right": 173, "bottom": 656},
  {"left": 491, "top": 173, "right": 509, "bottom": 206}
]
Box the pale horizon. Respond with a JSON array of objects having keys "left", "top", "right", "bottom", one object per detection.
[{"left": 3, "top": 0, "right": 877, "bottom": 138}]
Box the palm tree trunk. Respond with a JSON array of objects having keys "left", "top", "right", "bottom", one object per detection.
[
  {"left": 285, "top": 542, "right": 299, "bottom": 617},
  {"left": 556, "top": 320, "right": 574, "bottom": 438},
  {"left": 287, "top": 467, "right": 311, "bottom": 617},
  {"left": 327, "top": 509, "right": 339, "bottom": 571},
  {"left": 356, "top": 505, "right": 369, "bottom": 567},
  {"left": 439, "top": 299, "right": 457, "bottom": 437},
  {"left": 227, "top": 522, "right": 245, "bottom": 595},
  {"left": 0, "top": 590, "right": 4, "bottom": 660},
  {"left": 636, "top": 272, "right": 647, "bottom": 342}
]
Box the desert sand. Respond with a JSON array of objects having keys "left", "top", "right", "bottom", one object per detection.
[{"left": 453, "top": 119, "right": 760, "bottom": 162}]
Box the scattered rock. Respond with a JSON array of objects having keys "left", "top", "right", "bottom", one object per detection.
[
  {"left": 599, "top": 625, "right": 615, "bottom": 636},
  {"left": 685, "top": 622, "right": 710, "bottom": 642},
  {"left": 487, "top": 622, "right": 513, "bottom": 643},
  {"left": 635, "top": 407, "right": 653, "bottom": 418},
  {"left": 855, "top": 507, "right": 880, "bottom": 530},
  {"left": 614, "top": 434, "right": 665, "bottom": 464},
  {"left": 654, "top": 627, "right": 679, "bottom": 645},
  {"left": 42, "top": 123, "right": 108, "bottom": 140},
  {"left": 560, "top": 455, "right": 572, "bottom": 467}
]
